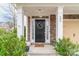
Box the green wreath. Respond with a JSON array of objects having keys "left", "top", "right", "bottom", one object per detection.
[{"left": 37, "top": 23, "right": 44, "bottom": 29}]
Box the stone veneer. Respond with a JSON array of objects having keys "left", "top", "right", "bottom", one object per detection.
[
  {"left": 50, "top": 15, "right": 56, "bottom": 45},
  {"left": 28, "top": 16, "right": 30, "bottom": 41}
]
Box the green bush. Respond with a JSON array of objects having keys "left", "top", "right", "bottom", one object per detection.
[
  {"left": 0, "top": 28, "right": 6, "bottom": 35},
  {"left": 0, "top": 28, "right": 26, "bottom": 56},
  {"left": 55, "top": 37, "right": 79, "bottom": 56}
]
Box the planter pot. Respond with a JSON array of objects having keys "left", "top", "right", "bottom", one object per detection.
[{"left": 26, "top": 42, "right": 31, "bottom": 52}]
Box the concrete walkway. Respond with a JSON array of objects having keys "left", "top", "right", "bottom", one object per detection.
[{"left": 28, "top": 45, "right": 59, "bottom": 56}]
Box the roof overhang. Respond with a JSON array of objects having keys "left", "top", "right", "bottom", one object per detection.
[{"left": 15, "top": 3, "right": 79, "bottom": 16}]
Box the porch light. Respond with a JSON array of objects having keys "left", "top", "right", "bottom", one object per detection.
[
  {"left": 37, "top": 8, "right": 43, "bottom": 17},
  {"left": 37, "top": 8, "right": 42, "bottom": 13}
]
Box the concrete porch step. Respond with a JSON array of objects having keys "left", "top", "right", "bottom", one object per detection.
[
  {"left": 28, "top": 51, "right": 58, "bottom": 56},
  {"left": 28, "top": 45, "right": 58, "bottom": 56}
]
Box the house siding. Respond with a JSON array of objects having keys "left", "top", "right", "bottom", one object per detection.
[{"left": 63, "top": 20, "right": 79, "bottom": 43}]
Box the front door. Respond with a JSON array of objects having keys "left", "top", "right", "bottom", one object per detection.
[{"left": 35, "top": 20, "right": 45, "bottom": 42}]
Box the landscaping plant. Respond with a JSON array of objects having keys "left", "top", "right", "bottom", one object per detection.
[
  {"left": 0, "top": 28, "right": 26, "bottom": 56},
  {"left": 55, "top": 37, "right": 79, "bottom": 56}
]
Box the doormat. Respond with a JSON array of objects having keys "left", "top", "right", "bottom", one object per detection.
[{"left": 35, "top": 43, "right": 44, "bottom": 47}]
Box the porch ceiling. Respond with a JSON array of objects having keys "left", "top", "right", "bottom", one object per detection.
[
  {"left": 16, "top": 3, "right": 79, "bottom": 16},
  {"left": 23, "top": 6, "right": 56, "bottom": 16}
]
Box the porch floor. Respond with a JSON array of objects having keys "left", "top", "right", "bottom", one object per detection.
[{"left": 27, "top": 45, "right": 59, "bottom": 56}]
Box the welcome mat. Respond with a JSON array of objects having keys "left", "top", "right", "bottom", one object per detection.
[{"left": 35, "top": 43, "right": 44, "bottom": 47}]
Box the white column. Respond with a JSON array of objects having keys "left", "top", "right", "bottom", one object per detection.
[
  {"left": 24, "top": 15, "right": 28, "bottom": 41},
  {"left": 16, "top": 8, "right": 24, "bottom": 38},
  {"left": 56, "top": 6, "right": 63, "bottom": 40},
  {"left": 24, "top": 15, "right": 30, "bottom": 46}
]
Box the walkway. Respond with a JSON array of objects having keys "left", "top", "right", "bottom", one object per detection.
[{"left": 27, "top": 45, "right": 59, "bottom": 56}]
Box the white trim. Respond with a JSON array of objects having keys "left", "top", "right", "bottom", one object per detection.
[
  {"left": 45, "top": 19, "right": 47, "bottom": 43},
  {"left": 30, "top": 17, "right": 34, "bottom": 43},
  {"left": 32, "top": 19, "right": 35, "bottom": 43},
  {"left": 49, "top": 16, "right": 50, "bottom": 43},
  {"left": 30, "top": 18, "right": 35, "bottom": 43},
  {"left": 24, "top": 15, "right": 28, "bottom": 41},
  {"left": 31, "top": 18, "right": 50, "bottom": 44},
  {"left": 16, "top": 8, "right": 24, "bottom": 38},
  {"left": 24, "top": 16, "right": 31, "bottom": 46},
  {"left": 45, "top": 18, "right": 50, "bottom": 43},
  {"left": 48, "top": 16, "right": 50, "bottom": 43},
  {"left": 64, "top": 19, "right": 79, "bottom": 21},
  {"left": 56, "top": 6, "right": 63, "bottom": 40}
]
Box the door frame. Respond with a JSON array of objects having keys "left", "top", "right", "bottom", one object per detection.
[{"left": 30, "top": 17, "right": 50, "bottom": 44}]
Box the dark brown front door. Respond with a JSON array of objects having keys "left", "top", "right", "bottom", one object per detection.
[{"left": 35, "top": 20, "right": 45, "bottom": 42}]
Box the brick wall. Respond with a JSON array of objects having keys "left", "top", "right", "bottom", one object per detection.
[
  {"left": 50, "top": 15, "right": 56, "bottom": 45},
  {"left": 28, "top": 16, "right": 30, "bottom": 41}
]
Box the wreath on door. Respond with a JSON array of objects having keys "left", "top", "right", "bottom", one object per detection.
[{"left": 37, "top": 22, "right": 44, "bottom": 29}]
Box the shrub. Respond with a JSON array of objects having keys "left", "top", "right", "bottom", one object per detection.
[
  {"left": 0, "top": 28, "right": 6, "bottom": 35},
  {"left": 0, "top": 28, "right": 26, "bottom": 56},
  {"left": 55, "top": 37, "right": 79, "bottom": 56}
]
